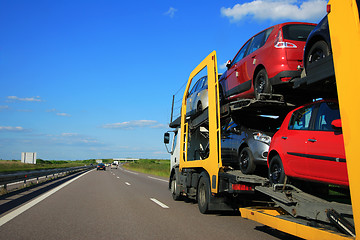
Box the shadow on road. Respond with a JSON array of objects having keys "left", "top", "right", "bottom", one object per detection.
[
  {"left": 254, "top": 225, "right": 303, "bottom": 240},
  {"left": 0, "top": 170, "right": 90, "bottom": 216}
]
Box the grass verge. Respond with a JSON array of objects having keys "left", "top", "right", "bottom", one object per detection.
[
  {"left": 0, "top": 160, "right": 91, "bottom": 173},
  {"left": 122, "top": 159, "right": 170, "bottom": 178}
]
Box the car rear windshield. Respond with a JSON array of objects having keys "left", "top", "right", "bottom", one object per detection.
[{"left": 282, "top": 24, "right": 315, "bottom": 41}]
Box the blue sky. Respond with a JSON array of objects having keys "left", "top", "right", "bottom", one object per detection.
[{"left": 0, "top": 0, "right": 327, "bottom": 160}]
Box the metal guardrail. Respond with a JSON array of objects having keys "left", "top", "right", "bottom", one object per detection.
[{"left": 0, "top": 165, "right": 95, "bottom": 189}]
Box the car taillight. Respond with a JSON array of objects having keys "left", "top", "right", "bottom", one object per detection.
[
  {"left": 280, "top": 77, "right": 292, "bottom": 82},
  {"left": 274, "top": 29, "right": 297, "bottom": 49},
  {"left": 232, "top": 184, "right": 253, "bottom": 191}
]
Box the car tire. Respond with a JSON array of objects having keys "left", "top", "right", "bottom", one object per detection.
[
  {"left": 197, "top": 176, "right": 210, "bottom": 214},
  {"left": 269, "top": 155, "right": 285, "bottom": 184},
  {"left": 305, "top": 40, "right": 331, "bottom": 71},
  {"left": 171, "top": 174, "right": 181, "bottom": 201},
  {"left": 254, "top": 69, "right": 272, "bottom": 99},
  {"left": 239, "top": 147, "right": 256, "bottom": 174}
]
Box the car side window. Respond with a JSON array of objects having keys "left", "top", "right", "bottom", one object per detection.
[
  {"left": 189, "top": 80, "right": 200, "bottom": 96},
  {"left": 288, "top": 105, "right": 314, "bottom": 130},
  {"left": 199, "top": 76, "right": 207, "bottom": 90},
  {"left": 247, "top": 31, "right": 266, "bottom": 55},
  {"left": 314, "top": 102, "right": 340, "bottom": 131},
  {"left": 232, "top": 40, "right": 251, "bottom": 66},
  {"left": 222, "top": 119, "right": 237, "bottom": 133},
  {"left": 264, "top": 27, "right": 273, "bottom": 43},
  {"left": 228, "top": 121, "right": 238, "bottom": 131}
]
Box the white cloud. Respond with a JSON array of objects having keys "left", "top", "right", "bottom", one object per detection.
[
  {"left": 164, "top": 7, "right": 177, "bottom": 18},
  {"left": 150, "top": 123, "right": 168, "bottom": 129},
  {"left": 61, "top": 133, "right": 79, "bottom": 137},
  {"left": 0, "top": 105, "right": 9, "bottom": 110},
  {"left": 52, "top": 133, "right": 101, "bottom": 146},
  {"left": 219, "top": 62, "right": 228, "bottom": 70},
  {"left": 7, "top": 96, "right": 42, "bottom": 102},
  {"left": 46, "top": 109, "right": 70, "bottom": 117},
  {"left": 103, "top": 120, "right": 166, "bottom": 129},
  {"left": 56, "top": 112, "right": 71, "bottom": 117},
  {"left": 221, "top": 0, "right": 327, "bottom": 22},
  {"left": 0, "top": 126, "right": 25, "bottom": 132}
]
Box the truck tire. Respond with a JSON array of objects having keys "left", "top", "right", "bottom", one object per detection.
[
  {"left": 171, "top": 174, "right": 181, "bottom": 201},
  {"left": 197, "top": 176, "right": 210, "bottom": 214},
  {"left": 239, "top": 147, "right": 256, "bottom": 174}
]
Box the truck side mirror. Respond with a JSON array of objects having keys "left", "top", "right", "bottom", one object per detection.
[
  {"left": 164, "top": 132, "right": 170, "bottom": 144},
  {"left": 331, "top": 119, "right": 342, "bottom": 130}
]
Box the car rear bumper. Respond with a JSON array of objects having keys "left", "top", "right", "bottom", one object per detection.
[{"left": 269, "top": 70, "right": 301, "bottom": 85}]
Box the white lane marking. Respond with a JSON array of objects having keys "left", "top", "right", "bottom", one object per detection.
[
  {"left": 150, "top": 198, "right": 169, "bottom": 209},
  {"left": 123, "top": 169, "right": 138, "bottom": 175},
  {"left": 0, "top": 169, "right": 93, "bottom": 227},
  {"left": 125, "top": 182, "right": 131, "bottom": 186},
  {"left": 147, "top": 176, "right": 168, "bottom": 183},
  {"left": 116, "top": 176, "right": 120, "bottom": 179}
]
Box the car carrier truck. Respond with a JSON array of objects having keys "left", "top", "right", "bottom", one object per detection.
[{"left": 164, "top": 1, "right": 359, "bottom": 239}]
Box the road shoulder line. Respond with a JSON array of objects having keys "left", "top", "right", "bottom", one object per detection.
[{"left": 0, "top": 169, "right": 93, "bottom": 227}]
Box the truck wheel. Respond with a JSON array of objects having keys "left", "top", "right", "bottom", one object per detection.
[
  {"left": 269, "top": 155, "right": 285, "bottom": 184},
  {"left": 171, "top": 174, "right": 181, "bottom": 201},
  {"left": 239, "top": 147, "right": 256, "bottom": 174},
  {"left": 254, "top": 69, "right": 271, "bottom": 99},
  {"left": 197, "top": 176, "right": 210, "bottom": 214}
]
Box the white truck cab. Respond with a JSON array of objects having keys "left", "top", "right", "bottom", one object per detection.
[{"left": 164, "top": 127, "right": 180, "bottom": 172}]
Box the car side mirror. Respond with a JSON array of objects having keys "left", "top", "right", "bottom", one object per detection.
[
  {"left": 231, "top": 127, "right": 239, "bottom": 133},
  {"left": 164, "top": 132, "right": 170, "bottom": 144},
  {"left": 226, "top": 60, "right": 231, "bottom": 69},
  {"left": 331, "top": 119, "right": 342, "bottom": 130}
]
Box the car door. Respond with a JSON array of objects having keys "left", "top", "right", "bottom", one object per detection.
[
  {"left": 244, "top": 31, "right": 266, "bottom": 79},
  {"left": 305, "top": 102, "right": 348, "bottom": 185},
  {"left": 224, "top": 40, "right": 251, "bottom": 97},
  {"left": 280, "top": 104, "right": 317, "bottom": 177}
]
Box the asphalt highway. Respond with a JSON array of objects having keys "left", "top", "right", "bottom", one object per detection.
[{"left": 0, "top": 167, "right": 300, "bottom": 240}]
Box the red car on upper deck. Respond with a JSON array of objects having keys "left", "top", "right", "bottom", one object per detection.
[{"left": 219, "top": 22, "right": 316, "bottom": 101}]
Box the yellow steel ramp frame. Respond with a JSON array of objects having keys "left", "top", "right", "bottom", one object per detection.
[
  {"left": 240, "top": 207, "right": 354, "bottom": 240},
  {"left": 328, "top": 0, "right": 359, "bottom": 238},
  {"left": 180, "top": 51, "right": 222, "bottom": 193}
]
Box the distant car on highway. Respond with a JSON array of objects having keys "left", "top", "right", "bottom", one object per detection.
[
  {"left": 97, "top": 163, "right": 106, "bottom": 171},
  {"left": 110, "top": 163, "right": 118, "bottom": 169}
]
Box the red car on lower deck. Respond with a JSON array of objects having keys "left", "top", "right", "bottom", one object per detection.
[{"left": 267, "top": 99, "right": 348, "bottom": 186}]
